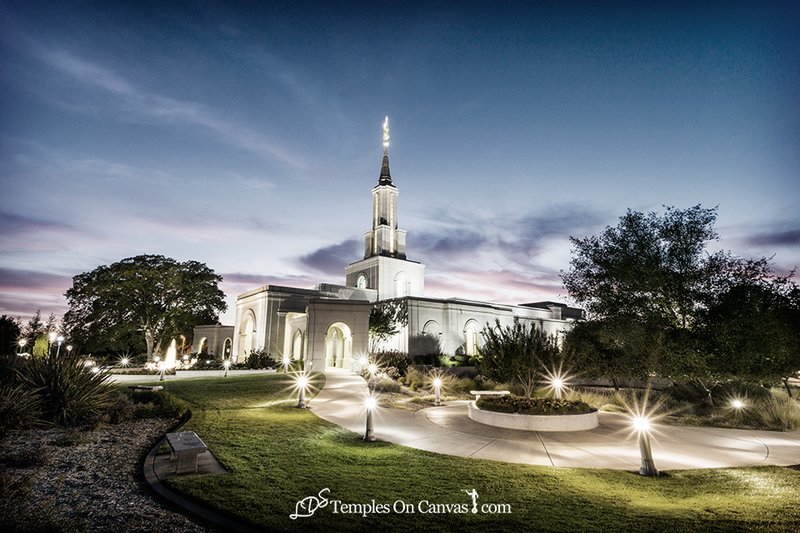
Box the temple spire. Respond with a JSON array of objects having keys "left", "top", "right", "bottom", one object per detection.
[{"left": 378, "top": 116, "right": 393, "bottom": 186}]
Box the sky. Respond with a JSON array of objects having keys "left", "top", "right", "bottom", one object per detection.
[{"left": 1, "top": 0, "right": 798, "bottom": 326}]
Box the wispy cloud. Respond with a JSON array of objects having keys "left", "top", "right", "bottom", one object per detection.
[
  {"left": 35, "top": 49, "right": 307, "bottom": 168},
  {"left": 0, "top": 267, "right": 72, "bottom": 317},
  {"left": 298, "top": 238, "right": 361, "bottom": 275}
]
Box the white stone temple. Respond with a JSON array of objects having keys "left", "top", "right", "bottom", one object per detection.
[{"left": 194, "top": 118, "right": 581, "bottom": 369}]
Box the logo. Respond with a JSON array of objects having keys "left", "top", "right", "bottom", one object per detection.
[
  {"left": 289, "top": 488, "right": 331, "bottom": 519},
  {"left": 289, "top": 488, "right": 511, "bottom": 519},
  {"left": 463, "top": 489, "right": 479, "bottom": 514}
]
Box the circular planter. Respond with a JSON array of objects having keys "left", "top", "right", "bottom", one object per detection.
[{"left": 468, "top": 401, "right": 598, "bottom": 432}]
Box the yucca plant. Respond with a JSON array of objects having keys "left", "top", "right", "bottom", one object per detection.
[
  {"left": 0, "top": 383, "right": 43, "bottom": 437},
  {"left": 21, "top": 351, "right": 115, "bottom": 428}
]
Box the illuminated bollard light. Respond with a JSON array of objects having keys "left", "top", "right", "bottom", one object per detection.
[
  {"left": 296, "top": 374, "right": 309, "bottom": 408},
  {"left": 633, "top": 415, "right": 658, "bottom": 476},
  {"left": 282, "top": 355, "right": 291, "bottom": 373},
  {"left": 364, "top": 396, "right": 377, "bottom": 442},
  {"left": 223, "top": 359, "right": 231, "bottom": 377},
  {"left": 433, "top": 377, "right": 443, "bottom": 406}
]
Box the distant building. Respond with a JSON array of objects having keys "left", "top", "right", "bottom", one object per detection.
[{"left": 198, "top": 118, "right": 581, "bottom": 369}]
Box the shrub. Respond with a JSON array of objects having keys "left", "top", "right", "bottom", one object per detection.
[
  {"left": 0, "top": 383, "right": 43, "bottom": 437},
  {"left": 105, "top": 391, "right": 135, "bottom": 424},
  {"left": 372, "top": 376, "right": 402, "bottom": 393},
  {"left": 477, "top": 395, "right": 595, "bottom": 415},
  {"left": 244, "top": 349, "right": 277, "bottom": 369},
  {"left": 746, "top": 392, "right": 800, "bottom": 431},
  {"left": 402, "top": 367, "right": 427, "bottom": 390},
  {"left": 128, "top": 389, "right": 188, "bottom": 419},
  {"left": 446, "top": 377, "right": 477, "bottom": 395},
  {"left": 372, "top": 350, "right": 410, "bottom": 376},
  {"left": 21, "top": 352, "right": 115, "bottom": 428},
  {"left": 382, "top": 366, "right": 401, "bottom": 380}
]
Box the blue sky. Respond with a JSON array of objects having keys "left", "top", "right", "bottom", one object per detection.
[{"left": 1, "top": 1, "right": 798, "bottom": 325}]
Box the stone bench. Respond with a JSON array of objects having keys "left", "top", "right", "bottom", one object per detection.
[
  {"left": 128, "top": 385, "right": 164, "bottom": 391},
  {"left": 470, "top": 390, "right": 510, "bottom": 401},
  {"left": 166, "top": 431, "right": 208, "bottom": 474}
]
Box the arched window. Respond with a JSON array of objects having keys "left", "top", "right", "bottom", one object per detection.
[
  {"left": 394, "top": 272, "right": 407, "bottom": 297},
  {"left": 356, "top": 273, "right": 368, "bottom": 289},
  {"left": 464, "top": 320, "right": 481, "bottom": 356}
]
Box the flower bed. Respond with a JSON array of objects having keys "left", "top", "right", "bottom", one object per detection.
[
  {"left": 470, "top": 395, "right": 598, "bottom": 432},
  {"left": 477, "top": 395, "right": 594, "bottom": 415}
]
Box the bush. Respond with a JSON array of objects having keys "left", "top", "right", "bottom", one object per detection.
[
  {"left": 372, "top": 376, "right": 402, "bottom": 393},
  {"left": 105, "top": 391, "right": 135, "bottom": 424},
  {"left": 477, "top": 395, "right": 595, "bottom": 415},
  {"left": 239, "top": 348, "right": 277, "bottom": 369},
  {"left": 127, "top": 389, "right": 188, "bottom": 419},
  {"left": 746, "top": 392, "right": 800, "bottom": 431},
  {"left": 372, "top": 350, "right": 410, "bottom": 376},
  {"left": 382, "top": 366, "right": 401, "bottom": 380},
  {"left": 401, "top": 367, "right": 427, "bottom": 390},
  {"left": 0, "top": 384, "right": 43, "bottom": 437},
  {"left": 21, "top": 352, "right": 115, "bottom": 428}
]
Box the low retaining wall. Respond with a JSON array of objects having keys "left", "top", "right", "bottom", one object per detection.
[{"left": 468, "top": 402, "right": 598, "bottom": 432}]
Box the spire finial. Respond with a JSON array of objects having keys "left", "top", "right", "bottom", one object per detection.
[
  {"left": 378, "top": 116, "right": 393, "bottom": 185},
  {"left": 383, "top": 116, "right": 390, "bottom": 153}
]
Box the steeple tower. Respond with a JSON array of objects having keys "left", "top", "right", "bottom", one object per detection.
[
  {"left": 364, "top": 116, "right": 405, "bottom": 259},
  {"left": 345, "top": 117, "right": 425, "bottom": 300}
]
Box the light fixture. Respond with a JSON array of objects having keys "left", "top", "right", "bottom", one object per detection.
[
  {"left": 364, "top": 395, "right": 377, "bottom": 442},
  {"left": 295, "top": 374, "right": 309, "bottom": 408},
  {"left": 433, "top": 377, "right": 443, "bottom": 406},
  {"left": 632, "top": 414, "right": 658, "bottom": 476}
]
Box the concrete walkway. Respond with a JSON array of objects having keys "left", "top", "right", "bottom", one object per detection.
[{"left": 311, "top": 369, "right": 800, "bottom": 470}]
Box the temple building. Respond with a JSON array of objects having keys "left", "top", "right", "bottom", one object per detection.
[{"left": 194, "top": 118, "right": 581, "bottom": 369}]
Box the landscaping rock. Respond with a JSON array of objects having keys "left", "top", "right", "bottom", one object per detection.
[{"left": 0, "top": 419, "right": 212, "bottom": 532}]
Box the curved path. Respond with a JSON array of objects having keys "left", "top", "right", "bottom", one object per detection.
[{"left": 311, "top": 369, "right": 800, "bottom": 470}]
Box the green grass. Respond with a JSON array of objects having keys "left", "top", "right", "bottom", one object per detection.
[{"left": 149, "top": 374, "right": 800, "bottom": 531}]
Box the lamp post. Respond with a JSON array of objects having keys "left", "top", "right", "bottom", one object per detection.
[
  {"left": 282, "top": 355, "right": 291, "bottom": 373},
  {"left": 17, "top": 338, "right": 27, "bottom": 355},
  {"left": 433, "top": 377, "right": 443, "bottom": 406},
  {"left": 55, "top": 335, "right": 65, "bottom": 357},
  {"left": 223, "top": 359, "right": 231, "bottom": 377},
  {"left": 158, "top": 361, "right": 166, "bottom": 382},
  {"left": 66, "top": 345, "right": 73, "bottom": 355},
  {"left": 296, "top": 374, "right": 309, "bottom": 408},
  {"left": 48, "top": 331, "right": 57, "bottom": 354},
  {"left": 633, "top": 415, "right": 658, "bottom": 476},
  {"left": 364, "top": 396, "right": 377, "bottom": 442}
]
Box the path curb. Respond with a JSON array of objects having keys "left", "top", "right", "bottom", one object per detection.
[{"left": 142, "top": 410, "right": 262, "bottom": 532}]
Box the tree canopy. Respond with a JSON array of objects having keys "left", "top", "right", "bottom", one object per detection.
[
  {"left": 561, "top": 205, "right": 799, "bottom": 386},
  {"left": 368, "top": 299, "right": 408, "bottom": 350},
  {"left": 64, "top": 255, "right": 226, "bottom": 357}
]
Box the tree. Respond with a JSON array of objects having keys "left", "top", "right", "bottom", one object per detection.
[
  {"left": 64, "top": 255, "right": 227, "bottom": 358},
  {"left": 561, "top": 204, "right": 794, "bottom": 390},
  {"left": 368, "top": 299, "right": 408, "bottom": 351},
  {"left": 702, "top": 274, "right": 800, "bottom": 394},
  {"left": 0, "top": 315, "right": 22, "bottom": 355},
  {"left": 562, "top": 205, "right": 723, "bottom": 328},
  {"left": 24, "top": 310, "right": 45, "bottom": 348},
  {"left": 479, "top": 319, "right": 560, "bottom": 398}
]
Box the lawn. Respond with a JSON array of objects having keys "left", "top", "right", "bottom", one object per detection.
[{"left": 146, "top": 374, "right": 800, "bottom": 531}]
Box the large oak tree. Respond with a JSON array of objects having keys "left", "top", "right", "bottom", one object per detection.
[{"left": 64, "top": 255, "right": 226, "bottom": 358}]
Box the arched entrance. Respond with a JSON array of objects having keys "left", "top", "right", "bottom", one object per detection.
[
  {"left": 198, "top": 337, "right": 208, "bottom": 355},
  {"left": 325, "top": 322, "right": 352, "bottom": 369},
  {"left": 222, "top": 337, "right": 232, "bottom": 359},
  {"left": 238, "top": 309, "right": 256, "bottom": 359},
  {"left": 292, "top": 330, "right": 303, "bottom": 360}
]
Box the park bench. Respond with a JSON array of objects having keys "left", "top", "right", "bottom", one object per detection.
[
  {"left": 470, "top": 390, "right": 510, "bottom": 401},
  {"left": 128, "top": 385, "right": 164, "bottom": 391},
  {"left": 166, "top": 431, "right": 208, "bottom": 474}
]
